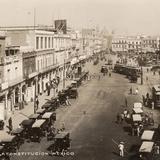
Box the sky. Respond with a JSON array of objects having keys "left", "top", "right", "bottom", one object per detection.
[{"left": 0, "top": 0, "right": 160, "bottom": 35}]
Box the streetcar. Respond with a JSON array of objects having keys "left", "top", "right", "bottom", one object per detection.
[
  {"left": 113, "top": 64, "right": 140, "bottom": 82},
  {"left": 152, "top": 85, "right": 160, "bottom": 108}
]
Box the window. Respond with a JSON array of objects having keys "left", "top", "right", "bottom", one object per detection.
[
  {"left": 37, "top": 60, "right": 39, "bottom": 71},
  {"left": 10, "top": 50, "right": 14, "bottom": 55},
  {"left": 48, "top": 37, "right": 50, "bottom": 48},
  {"left": 52, "top": 37, "right": 54, "bottom": 48},
  {"left": 15, "top": 67, "right": 17, "bottom": 70},
  {"left": 0, "top": 45, "right": 1, "bottom": 54},
  {"left": 36, "top": 37, "right": 39, "bottom": 49},
  {"left": 45, "top": 37, "right": 47, "bottom": 48},
  {"left": 41, "top": 37, "right": 43, "bottom": 49},
  {"left": 5, "top": 50, "right": 9, "bottom": 56}
]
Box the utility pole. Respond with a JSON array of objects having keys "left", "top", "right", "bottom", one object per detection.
[
  {"left": 33, "top": 78, "right": 37, "bottom": 113},
  {"left": 34, "top": 8, "right": 36, "bottom": 30},
  {"left": 63, "top": 59, "right": 66, "bottom": 89},
  {"left": 140, "top": 39, "right": 143, "bottom": 85}
]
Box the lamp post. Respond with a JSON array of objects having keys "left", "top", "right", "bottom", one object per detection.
[
  {"left": 63, "top": 58, "right": 66, "bottom": 89},
  {"left": 140, "top": 40, "right": 143, "bottom": 85},
  {"left": 33, "top": 78, "right": 37, "bottom": 113}
]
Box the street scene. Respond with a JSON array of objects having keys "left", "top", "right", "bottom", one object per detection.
[{"left": 0, "top": 0, "right": 160, "bottom": 160}]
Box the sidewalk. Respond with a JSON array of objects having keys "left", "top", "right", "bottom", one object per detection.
[{"left": 4, "top": 79, "right": 72, "bottom": 130}]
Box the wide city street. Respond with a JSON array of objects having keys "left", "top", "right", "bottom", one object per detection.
[{"left": 9, "top": 56, "right": 150, "bottom": 160}]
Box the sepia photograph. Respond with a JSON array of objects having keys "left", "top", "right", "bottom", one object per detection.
[{"left": 0, "top": 0, "right": 159, "bottom": 159}]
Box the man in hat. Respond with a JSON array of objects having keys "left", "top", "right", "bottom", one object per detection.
[{"left": 118, "top": 141, "right": 124, "bottom": 157}]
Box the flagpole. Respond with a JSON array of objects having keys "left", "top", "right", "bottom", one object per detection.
[{"left": 34, "top": 8, "right": 36, "bottom": 30}]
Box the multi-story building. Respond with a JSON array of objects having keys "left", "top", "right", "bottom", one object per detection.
[
  {"left": 127, "top": 37, "right": 142, "bottom": 53},
  {"left": 0, "top": 36, "right": 23, "bottom": 119},
  {"left": 112, "top": 35, "right": 160, "bottom": 54},
  {"left": 142, "top": 36, "right": 159, "bottom": 53},
  {"left": 82, "top": 28, "right": 103, "bottom": 56},
  {"left": 112, "top": 36, "right": 143, "bottom": 53},
  {"left": 0, "top": 25, "right": 104, "bottom": 120},
  {"left": 112, "top": 36, "right": 128, "bottom": 52}
]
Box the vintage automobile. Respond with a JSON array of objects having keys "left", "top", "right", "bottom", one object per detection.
[
  {"left": 69, "top": 88, "right": 78, "bottom": 99},
  {"left": 11, "top": 128, "right": 25, "bottom": 148},
  {"left": 52, "top": 131, "right": 71, "bottom": 152},
  {"left": 129, "top": 75, "right": 138, "bottom": 83},
  {"left": 141, "top": 130, "right": 155, "bottom": 142},
  {"left": 132, "top": 108, "right": 143, "bottom": 115},
  {"left": 72, "top": 78, "right": 81, "bottom": 87},
  {"left": 42, "top": 100, "right": 57, "bottom": 112},
  {"left": 139, "top": 141, "right": 155, "bottom": 160},
  {"left": 58, "top": 92, "right": 67, "bottom": 105},
  {"left": 0, "top": 145, "right": 10, "bottom": 160},
  {"left": 101, "top": 65, "right": 108, "bottom": 75},
  {"left": 71, "top": 81, "right": 77, "bottom": 88},
  {"left": 36, "top": 108, "right": 46, "bottom": 116},
  {"left": 133, "top": 102, "right": 143, "bottom": 109},
  {"left": 131, "top": 114, "right": 143, "bottom": 136},
  {"left": 0, "top": 120, "right": 4, "bottom": 130},
  {"left": 41, "top": 112, "right": 56, "bottom": 131},
  {"left": 29, "top": 119, "right": 46, "bottom": 142},
  {"left": 28, "top": 113, "right": 41, "bottom": 120},
  {"left": 0, "top": 131, "right": 17, "bottom": 153},
  {"left": 50, "top": 97, "right": 60, "bottom": 109},
  {"left": 20, "top": 119, "right": 34, "bottom": 139}
]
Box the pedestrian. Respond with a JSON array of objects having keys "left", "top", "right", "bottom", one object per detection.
[
  {"left": 153, "top": 71, "right": 156, "bottom": 75},
  {"left": 35, "top": 96, "right": 39, "bottom": 109},
  {"left": 154, "top": 144, "right": 160, "bottom": 155},
  {"left": 125, "top": 97, "right": 128, "bottom": 107},
  {"left": 146, "top": 76, "right": 148, "bottom": 81},
  {"left": 151, "top": 101, "right": 154, "bottom": 110},
  {"left": 137, "top": 126, "right": 140, "bottom": 137},
  {"left": 145, "top": 116, "right": 149, "bottom": 125},
  {"left": 146, "top": 92, "right": 149, "bottom": 99},
  {"left": 8, "top": 117, "right": 13, "bottom": 133},
  {"left": 47, "top": 82, "right": 50, "bottom": 96},
  {"left": 142, "top": 95, "right": 146, "bottom": 106},
  {"left": 118, "top": 142, "right": 124, "bottom": 157},
  {"left": 139, "top": 124, "right": 143, "bottom": 132},
  {"left": 61, "top": 122, "right": 65, "bottom": 131},
  {"left": 135, "top": 88, "right": 139, "bottom": 95},
  {"left": 129, "top": 87, "right": 132, "bottom": 95},
  {"left": 65, "top": 95, "right": 71, "bottom": 106},
  {"left": 123, "top": 109, "right": 128, "bottom": 119},
  {"left": 120, "top": 113, "right": 124, "bottom": 124},
  {"left": 147, "top": 68, "right": 149, "bottom": 72},
  {"left": 109, "top": 72, "right": 111, "bottom": 77},
  {"left": 56, "top": 98, "right": 60, "bottom": 108},
  {"left": 116, "top": 112, "right": 120, "bottom": 124}
]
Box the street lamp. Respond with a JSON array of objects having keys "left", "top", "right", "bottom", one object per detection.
[
  {"left": 33, "top": 78, "right": 37, "bottom": 113},
  {"left": 140, "top": 40, "right": 143, "bottom": 85},
  {"left": 63, "top": 58, "right": 66, "bottom": 89}
]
